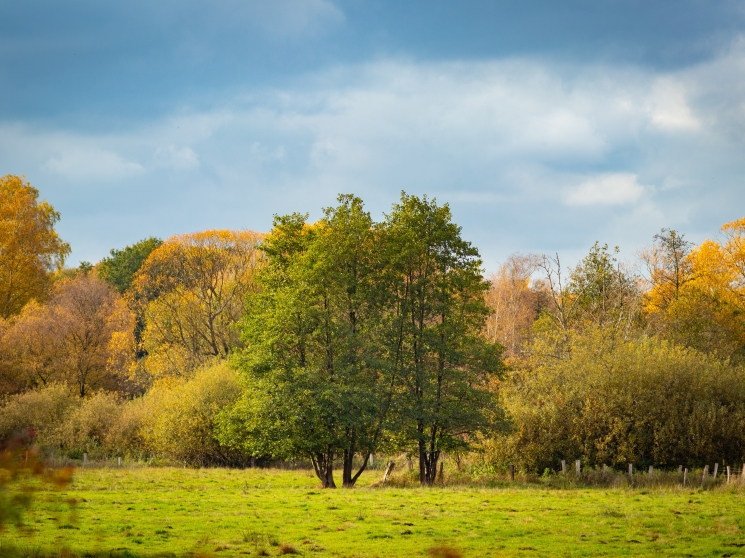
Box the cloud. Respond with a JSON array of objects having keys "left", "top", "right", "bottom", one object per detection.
[
  {"left": 647, "top": 78, "right": 701, "bottom": 131},
  {"left": 2, "top": 39, "right": 745, "bottom": 268},
  {"left": 564, "top": 174, "right": 646, "bottom": 206},
  {"left": 154, "top": 145, "right": 200, "bottom": 171},
  {"left": 44, "top": 147, "right": 143, "bottom": 181}
]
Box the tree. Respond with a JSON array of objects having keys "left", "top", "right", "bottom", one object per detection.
[
  {"left": 640, "top": 229, "right": 694, "bottom": 313},
  {"left": 381, "top": 193, "right": 502, "bottom": 485},
  {"left": 484, "top": 254, "right": 542, "bottom": 360},
  {"left": 222, "top": 194, "right": 502, "bottom": 488},
  {"left": 642, "top": 220, "right": 745, "bottom": 361},
  {"left": 0, "top": 175, "right": 70, "bottom": 319},
  {"left": 537, "top": 243, "right": 640, "bottom": 339},
  {"left": 222, "top": 197, "right": 395, "bottom": 488},
  {"left": 131, "top": 230, "right": 263, "bottom": 378},
  {"left": 1, "top": 274, "right": 135, "bottom": 397},
  {"left": 97, "top": 237, "right": 163, "bottom": 294}
]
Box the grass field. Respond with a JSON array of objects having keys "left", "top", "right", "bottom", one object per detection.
[{"left": 3, "top": 466, "right": 745, "bottom": 557}]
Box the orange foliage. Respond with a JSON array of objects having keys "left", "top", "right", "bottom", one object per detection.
[{"left": 0, "top": 175, "right": 70, "bottom": 318}]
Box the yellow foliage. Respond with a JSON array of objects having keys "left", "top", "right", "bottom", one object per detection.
[
  {"left": 131, "top": 229, "right": 264, "bottom": 378},
  {"left": 644, "top": 218, "right": 745, "bottom": 360},
  {"left": 139, "top": 361, "right": 243, "bottom": 466},
  {"left": 0, "top": 175, "right": 70, "bottom": 318}
]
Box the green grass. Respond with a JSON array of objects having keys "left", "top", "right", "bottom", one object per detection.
[{"left": 3, "top": 466, "right": 745, "bottom": 557}]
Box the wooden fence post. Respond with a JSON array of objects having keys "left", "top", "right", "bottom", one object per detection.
[
  {"left": 118, "top": 457, "right": 122, "bottom": 467},
  {"left": 678, "top": 465, "right": 682, "bottom": 473},
  {"left": 509, "top": 464, "right": 515, "bottom": 482},
  {"left": 702, "top": 464, "right": 709, "bottom": 484},
  {"left": 727, "top": 466, "right": 731, "bottom": 484},
  {"left": 683, "top": 468, "right": 688, "bottom": 486},
  {"left": 438, "top": 462, "right": 444, "bottom": 483},
  {"left": 628, "top": 463, "right": 633, "bottom": 480},
  {"left": 561, "top": 460, "right": 566, "bottom": 475},
  {"left": 742, "top": 464, "right": 745, "bottom": 482},
  {"left": 382, "top": 461, "right": 395, "bottom": 483},
  {"left": 603, "top": 464, "right": 607, "bottom": 474},
  {"left": 648, "top": 465, "right": 653, "bottom": 478},
  {"left": 83, "top": 453, "right": 87, "bottom": 467},
  {"left": 713, "top": 463, "right": 719, "bottom": 479},
  {"left": 575, "top": 459, "right": 581, "bottom": 476}
]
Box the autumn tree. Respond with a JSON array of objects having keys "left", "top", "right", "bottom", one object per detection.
[
  {"left": 131, "top": 229, "right": 263, "bottom": 378},
  {"left": 484, "top": 254, "right": 542, "bottom": 360},
  {"left": 0, "top": 274, "right": 135, "bottom": 396},
  {"left": 640, "top": 220, "right": 745, "bottom": 361},
  {"left": 0, "top": 175, "right": 70, "bottom": 319}
]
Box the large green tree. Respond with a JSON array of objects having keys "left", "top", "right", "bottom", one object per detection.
[
  {"left": 381, "top": 193, "right": 502, "bottom": 485},
  {"left": 220, "top": 193, "right": 502, "bottom": 488},
  {"left": 221, "top": 196, "right": 394, "bottom": 488}
]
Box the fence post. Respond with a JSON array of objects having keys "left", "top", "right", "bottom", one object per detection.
[
  {"left": 648, "top": 465, "right": 653, "bottom": 478},
  {"left": 742, "top": 464, "right": 745, "bottom": 482},
  {"left": 561, "top": 460, "right": 566, "bottom": 475},
  {"left": 727, "top": 466, "right": 731, "bottom": 484},
  {"left": 678, "top": 465, "right": 682, "bottom": 473},
  {"left": 683, "top": 468, "right": 688, "bottom": 486},
  {"left": 382, "top": 461, "right": 395, "bottom": 483},
  {"left": 509, "top": 463, "right": 515, "bottom": 482},
  {"left": 369, "top": 454, "right": 374, "bottom": 467},
  {"left": 702, "top": 464, "right": 709, "bottom": 484},
  {"left": 575, "top": 459, "right": 581, "bottom": 476},
  {"left": 118, "top": 457, "right": 122, "bottom": 467},
  {"left": 83, "top": 453, "right": 87, "bottom": 467},
  {"left": 628, "top": 463, "right": 633, "bottom": 480},
  {"left": 603, "top": 464, "right": 607, "bottom": 474},
  {"left": 713, "top": 463, "right": 719, "bottom": 479}
]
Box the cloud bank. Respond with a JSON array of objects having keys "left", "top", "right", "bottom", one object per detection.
[{"left": 2, "top": 39, "right": 744, "bottom": 270}]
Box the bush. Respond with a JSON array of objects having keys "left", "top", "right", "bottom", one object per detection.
[
  {"left": 496, "top": 328, "right": 745, "bottom": 471},
  {"left": 61, "top": 391, "right": 123, "bottom": 458},
  {"left": 0, "top": 384, "right": 77, "bottom": 450},
  {"left": 141, "top": 361, "right": 246, "bottom": 466}
]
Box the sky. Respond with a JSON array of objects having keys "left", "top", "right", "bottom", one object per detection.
[{"left": 2, "top": 0, "right": 745, "bottom": 272}]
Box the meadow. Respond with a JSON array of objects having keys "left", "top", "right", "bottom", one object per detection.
[{"left": 3, "top": 466, "right": 745, "bottom": 558}]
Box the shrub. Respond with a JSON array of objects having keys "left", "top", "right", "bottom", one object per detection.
[
  {"left": 141, "top": 361, "right": 245, "bottom": 466},
  {"left": 61, "top": 391, "right": 123, "bottom": 458},
  {"left": 0, "top": 384, "right": 76, "bottom": 449},
  {"left": 496, "top": 328, "right": 745, "bottom": 471}
]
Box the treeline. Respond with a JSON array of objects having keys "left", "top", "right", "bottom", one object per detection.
[{"left": 1, "top": 174, "right": 745, "bottom": 487}]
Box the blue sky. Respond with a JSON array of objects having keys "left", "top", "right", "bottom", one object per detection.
[{"left": 2, "top": 1, "right": 745, "bottom": 271}]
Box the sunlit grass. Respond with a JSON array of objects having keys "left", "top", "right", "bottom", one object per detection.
[{"left": 2, "top": 466, "right": 745, "bottom": 557}]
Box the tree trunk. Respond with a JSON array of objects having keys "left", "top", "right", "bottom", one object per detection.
[
  {"left": 418, "top": 431, "right": 440, "bottom": 486},
  {"left": 342, "top": 450, "right": 371, "bottom": 488},
  {"left": 311, "top": 450, "right": 336, "bottom": 488}
]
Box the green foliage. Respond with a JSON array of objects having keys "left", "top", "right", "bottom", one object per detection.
[
  {"left": 97, "top": 237, "right": 162, "bottom": 294},
  {"left": 380, "top": 193, "right": 502, "bottom": 484},
  {"left": 223, "top": 193, "right": 502, "bottom": 487},
  {"left": 499, "top": 327, "right": 745, "bottom": 471},
  {"left": 223, "top": 196, "right": 391, "bottom": 487}
]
